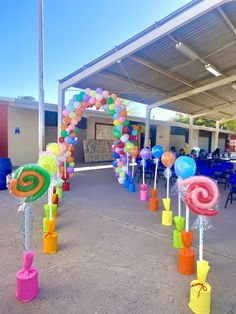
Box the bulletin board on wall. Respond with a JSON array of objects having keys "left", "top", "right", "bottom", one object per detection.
[{"left": 95, "top": 123, "right": 114, "bottom": 140}]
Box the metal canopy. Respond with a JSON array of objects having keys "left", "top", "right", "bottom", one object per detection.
[{"left": 59, "top": 0, "right": 236, "bottom": 121}]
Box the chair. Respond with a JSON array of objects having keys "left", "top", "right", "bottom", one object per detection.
[
  {"left": 137, "top": 159, "right": 154, "bottom": 185},
  {"left": 224, "top": 174, "right": 236, "bottom": 208},
  {"left": 212, "top": 164, "right": 227, "bottom": 188},
  {"left": 198, "top": 166, "right": 213, "bottom": 177}
]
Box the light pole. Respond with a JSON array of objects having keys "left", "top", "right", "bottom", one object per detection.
[{"left": 38, "top": 0, "right": 45, "bottom": 154}]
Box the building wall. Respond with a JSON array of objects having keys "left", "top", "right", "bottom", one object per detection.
[
  {"left": 170, "top": 135, "right": 186, "bottom": 152},
  {"left": 8, "top": 106, "right": 39, "bottom": 166},
  {"left": 192, "top": 129, "right": 199, "bottom": 147},
  {"left": 156, "top": 125, "right": 170, "bottom": 150}
]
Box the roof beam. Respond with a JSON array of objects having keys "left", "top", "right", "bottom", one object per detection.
[
  {"left": 99, "top": 70, "right": 212, "bottom": 111},
  {"left": 129, "top": 54, "right": 234, "bottom": 110},
  {"left": 149, "top": 73, "right": 236, "bottom": 109},
  {"left": 192, "top": 109, "right": 231, "bottom": 118},
  {"left": 218, "top": 7, "right": 236, "bottom": 35},
  {"left": 59, "top": 0, "right": 227, "bottom": 90}
]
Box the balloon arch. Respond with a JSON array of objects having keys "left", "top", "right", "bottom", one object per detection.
[{"left": 58, "top": 88, "right": 138, "bottom": 183}]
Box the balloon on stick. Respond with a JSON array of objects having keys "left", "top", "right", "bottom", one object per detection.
[
  {"left": 149, "top": 145, "right": 164, "bottom": 211},
  {"left": 161, "top": 151, "right": 175, "bottom": 226},
  {"left": 139, "top": 148, "right": 151, "bottom": 201},
  {"left": 173, "top": 156, "right": 196, "bottom": 249}
]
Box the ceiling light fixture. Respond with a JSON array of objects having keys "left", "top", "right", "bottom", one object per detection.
[
  {"left": 175, "top": 42, "right": 198, "bottom": 60},
  {"left": 205, "top": 64, "right": 222, "bottom": 77}
]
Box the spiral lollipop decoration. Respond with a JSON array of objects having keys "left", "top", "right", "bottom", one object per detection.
[
  {"left": 179, "top": 176, "right": 218, "bottom": 217},
  {"left": 10, "top": 164, "right": 51, "bottom": 202}
]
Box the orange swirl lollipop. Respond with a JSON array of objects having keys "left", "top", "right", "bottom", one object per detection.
[{"left": 10, "top": 164, "right": 51, "bottom": 202}]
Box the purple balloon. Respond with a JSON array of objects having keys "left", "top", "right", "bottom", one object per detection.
[
  {"left": 83, "top": 94, "right": 90, "bottom": 102},
  {"left": 114, "top": 173, "right": 119, "bottom": 178},
  {"left": 96, "top": 87, "right": 103, "bottom": 94},
  {"left": 67, "top": 166, "right": 74, "bottom": 174},
  {"left": 121, "top": 156, "right": 127, "bottom": 163},
  {"left": 140, "top": 148, "right": 151, "bottom": 160}
]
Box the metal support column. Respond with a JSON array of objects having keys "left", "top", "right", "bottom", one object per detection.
[
  {"left": 189, "top": 116, "right": 194, "bottom": 148},
  {"left": 214, "top": 121, "right": 220, "bottom": 150},
  {"left": 144, "top": 106, "right": 151, "bottom": 148},
  {"left": 58, "top": 87, "right": 65, "bottom": 140}
]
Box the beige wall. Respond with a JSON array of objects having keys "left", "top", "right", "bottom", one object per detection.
[
  {"left": 192, "top": 129, "right": 199, "bottom": 148},
  {"left": 170, "top": 135, "right": 186, "bottom": 152},
  {"left": 8, "top": 106, "right": 38, "bottom": 166},
  {"left": 156, "top": 125, "right": 170, "bottom": 150}
]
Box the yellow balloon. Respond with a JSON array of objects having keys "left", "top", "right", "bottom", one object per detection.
[
  {"left": 109, "top": 104, "right": 115, "bottom": 110},
  {"left": 38, "top": 153, "right": 58, "bottom": 176},
  {"left": 113, "top": 119, "right": 120, "bottom": 126},
  {"left": 47, "top": 143, "right": 61, "bottom": 157}
]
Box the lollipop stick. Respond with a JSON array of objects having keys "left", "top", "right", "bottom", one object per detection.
[
  {"left": 142, "top": 160, "right": 145, "bottom": 185},
  {"left": 167, "top": 171, "right": 170, "bottom": 199},
  {"left": 49, "top": 183, "right": 53, "bottom": 220},
  {"left": 199, "top": 215, "right": 204, "bottom": 262},
  {"left": 64, "top": 153, "right": 66, "bottom": 178},
  {"left": 24, "top": 204, "right": 30, "bottom": 252},
  {"left": 185, "top": 205, "right": 189, "bottom": 232},
  {"left": 178, "top": 191, "right": 181, "bottom": 217},
  {"left": 126, "top": 153, "right": 129, "bottom": 174},
  {"left": 154, "top": 159, "right": 158, "bottom": 190},
  {"left": 132, "top": 157, "right": 135, "bottom": 177}
]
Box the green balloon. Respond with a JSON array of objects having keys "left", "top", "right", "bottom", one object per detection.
[
  {"left": 114, "top": 130, "right": 121, "bottom": 138},
  {"left": 76, "top": 92, "right": 85, "bottom": 102},
  {"left": 74, "top": 127, "right": 79, "bottom": 134},
  {"left": 107, "top": 97, "right": 113, "bottom": 104},
  {"left": 123, "top": 120, "right": 130, "bottom": 126},
  {"left": 61, "top": 130, "right": 67, "bottom": 137},
  {"left": 108, "top": 109, "right": 115, "bottom": 116}
]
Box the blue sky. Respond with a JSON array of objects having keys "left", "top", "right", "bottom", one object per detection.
[{"left": 0, "top": 0, "right": 190, "bottom": 120}]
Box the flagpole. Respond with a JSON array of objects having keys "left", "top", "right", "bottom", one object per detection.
[{"left": 38, "top": 0, "right": 45, "bottom": 155}]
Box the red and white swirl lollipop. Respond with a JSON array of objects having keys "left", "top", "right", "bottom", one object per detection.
[{"left": 179, "top": 176, "right": 218, "bottom": 217}]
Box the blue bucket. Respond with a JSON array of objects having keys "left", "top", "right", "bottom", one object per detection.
[{"left": 0, "top": 158, "right": 12, "bottom": 190}]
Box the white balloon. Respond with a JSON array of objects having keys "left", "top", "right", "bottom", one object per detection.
[
  {"left": 96, "top": 93, "right": 103, "bottom": 101},
  {"left": 74, "top": 101, "right": 81, "bottom": 109},
  {"left": 122, "top": 166, "right": 127, "bottom": 173},
  {"left": 120, "top": 134, "right": 129, "bottom": 143}
]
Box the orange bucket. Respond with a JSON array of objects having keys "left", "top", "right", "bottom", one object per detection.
[{"left": 178, "top": 230, "right": 195, "bottom": 275}]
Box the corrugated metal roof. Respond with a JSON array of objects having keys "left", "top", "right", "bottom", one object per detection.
[{"left": 60, "top": 0, "right": 236, "bottom": 121}]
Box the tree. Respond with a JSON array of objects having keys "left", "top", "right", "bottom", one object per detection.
[
  {"left": 221, "top": 120, "right": 236, "bottom": 131},
  {"left": 17, "top": 96, "right": 35, "bottom": 101},
  {"left": 170, "top": 113, "right": 216, "bottom": 127}
]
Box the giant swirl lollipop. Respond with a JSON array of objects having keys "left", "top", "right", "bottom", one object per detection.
[
  {"left": 179, "top": 176, "right": 219, "bottom": 314},
  {"left": 9, "top": 164, "right": 50, "bottom": 302}
]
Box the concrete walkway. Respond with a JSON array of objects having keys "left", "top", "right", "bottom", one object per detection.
[{"left": 0, "top": 168, "right": 236, "bottom": 314}]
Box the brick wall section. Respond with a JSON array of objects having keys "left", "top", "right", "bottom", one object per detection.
[{"left": 0, "top": 101, "right": 8, "bottom": 157}]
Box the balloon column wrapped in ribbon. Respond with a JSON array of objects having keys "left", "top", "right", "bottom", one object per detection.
[
  {"left": 161, "top": 151, "right": 175, "bottom": 226},
  {"left": 179, "top": 176, "right": 219, "bottom": 314},
  {"left": 123, "top": 142, "right": 135, "bottom": 189},
  {"left": 38, "top": 152, "right": 58, "bottom": 254},
  {"left": 173, "top": 156, "right": 196, "bottom": 250},
  {"left": 139, "top": 148, "right": 151, "bottom": 201},
  {"left": 9, "top": 164, "right": 50, "bottom": 302},
  {"left": 149, "top": 145, "right": 164, "bottom": 211}
]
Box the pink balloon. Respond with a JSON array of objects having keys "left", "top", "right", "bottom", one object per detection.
[
  {"left": 102, "top": 90, "right": 109, "bottom": 98},
  {"left": 114, "top": 99, "right": 121, "bottom": 106},
  {"left": 68, "top": 124, "right": 75, "bottom": 131},
  {"left": 89, "top": 97, "right": 96, "bottom": 105},
  {"left": 71, "top": 118, "right": 78, "bottom": 126},
  {"left": 119, "top": 117, "right": 125, "bottom": 124},
  {"left": 63, "top": 110, "right": 69, "bottom": 117}
]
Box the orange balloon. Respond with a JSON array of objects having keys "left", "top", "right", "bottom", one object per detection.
[
  {"left": 63, "top": 116, "right": 71, "bottom": 124},
  {"left": 161, "top": 151, "right": 175, "bottom": 168},
  {"left": 75, "top": 108, "right": 83, "bottom": 116},
  {"left": 81, "top": 102, "right": 88, "bottom": 109},
  {"left": 120, "top": 110, "right": 127, "bottom": 117},
  {"left": 67, "top": 156, "right": 74, "bottom": 163},
  {"left": 130, "top": 147, "right": 138, "bottom": 158},
  {"left": 61, "top": 124, "right": 67, "bottom": 130}
]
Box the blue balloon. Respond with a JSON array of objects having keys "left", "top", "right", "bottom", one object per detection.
[
  {"left": 152, "top": 145, "right": 164, "bottom": 159},
  {"left": 113, "top": 152, "right": 120, "bottom": 159},
  {"left": 174, "top": 156, "right": 196, "bottom": 179}
]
